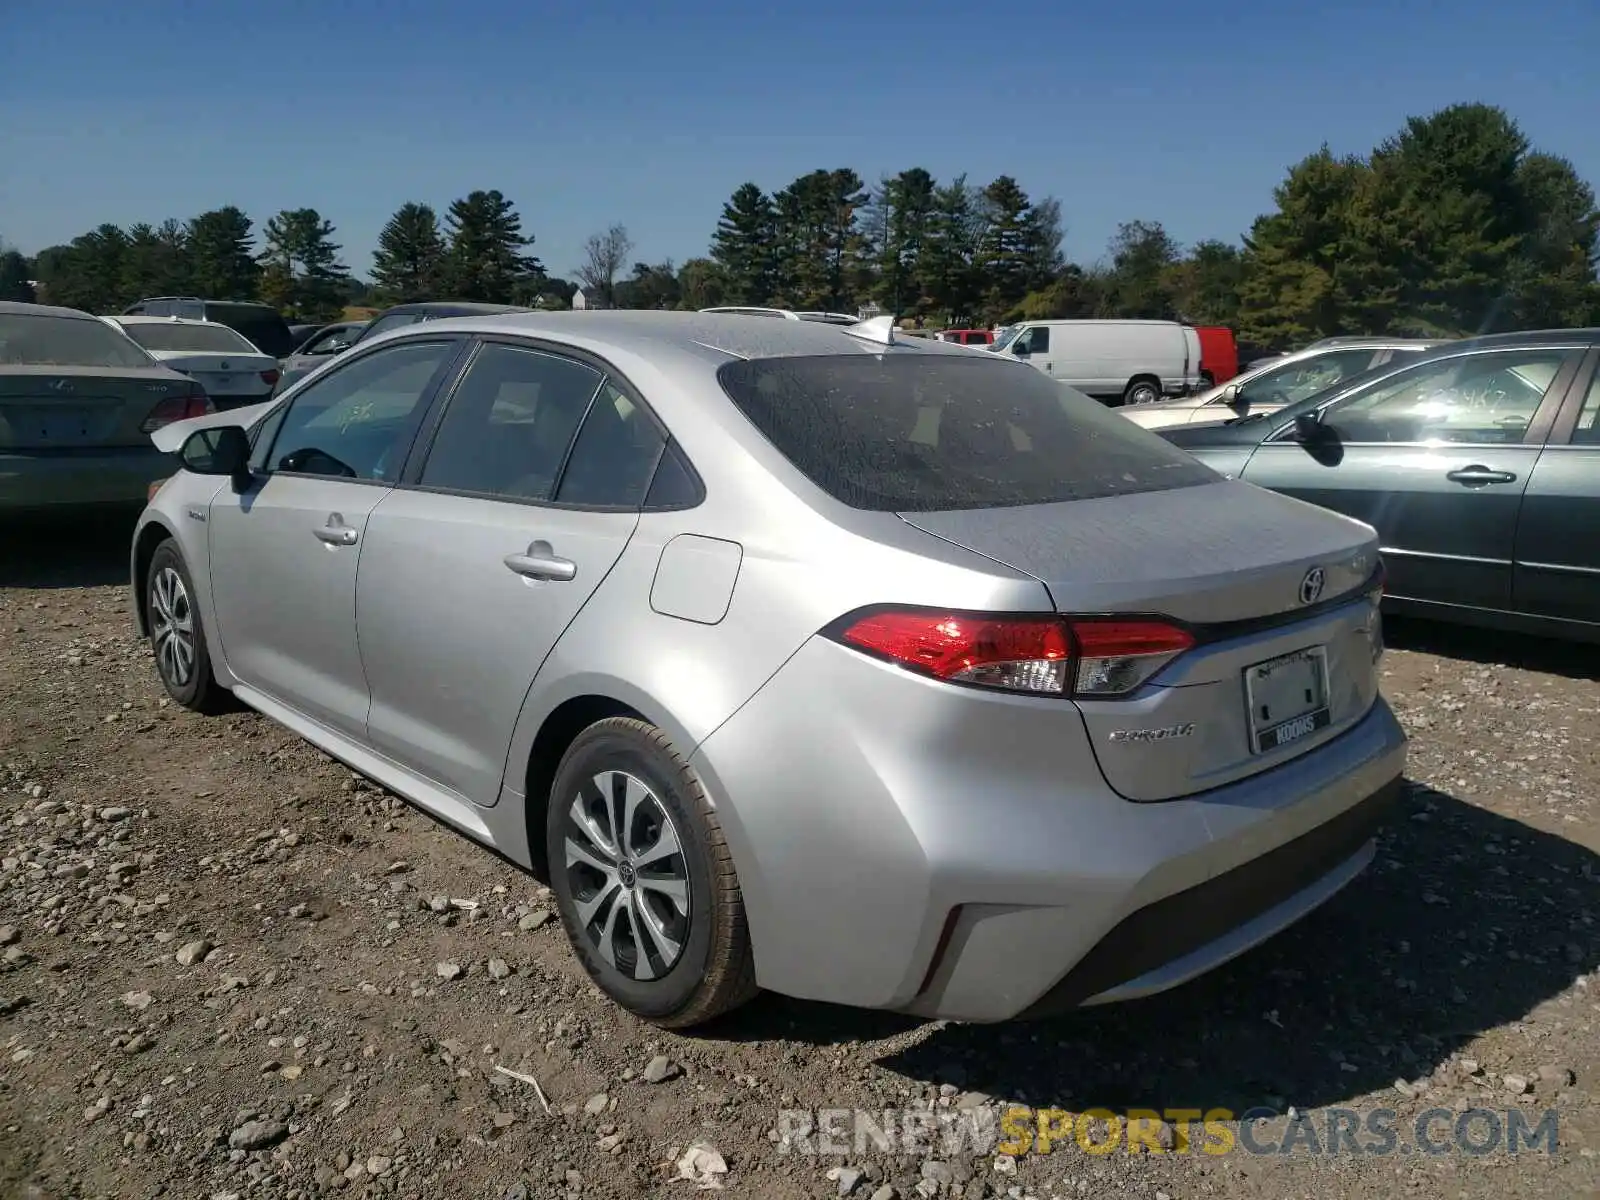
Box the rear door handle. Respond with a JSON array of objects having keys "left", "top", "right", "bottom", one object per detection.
[
  {"left": 504, "top": 539, "right": 576, "bottom": 582},
  {"left": 1445, "top": 465, "right": 1518, "bottom": 486},
  {"left": 313, "top": 513, "right": 359, "bottom": 546}
]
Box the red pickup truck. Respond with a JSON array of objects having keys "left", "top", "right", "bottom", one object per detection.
[{"left": 1193, "top": 326, "right": 1239, "bottom": 385}]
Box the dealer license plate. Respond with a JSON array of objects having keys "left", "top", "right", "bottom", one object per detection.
[{"left": 1244, "top": 645, "right": 1331, "bottom": 753}]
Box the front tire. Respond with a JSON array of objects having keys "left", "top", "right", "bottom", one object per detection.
[
  {"left": 546, "top": 717, "right": 756, "bottom": 1028},
  {"left": 146, "top": 540, "right": 230, "bottom": 714},
  {"left": 1124, "top": 378, "right": 1161, "bottom": 406}
]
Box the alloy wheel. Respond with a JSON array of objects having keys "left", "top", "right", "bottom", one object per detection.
[
  {"left": 563, "top": 770, "right": 691, "bottom": 981},
  {"left": 150, "top": 566, "right": 196, "bottom": 689}
]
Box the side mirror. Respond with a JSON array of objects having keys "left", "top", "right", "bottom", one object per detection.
[
  {"left": 178, "top": 425, "right": 254, "bottom": 492},
  {"left": 1222, "top": 383, "right": 1246, "bottom": 408},
  {"left": 1292, "top": 411, "right": 1323, "bottom": 442}
]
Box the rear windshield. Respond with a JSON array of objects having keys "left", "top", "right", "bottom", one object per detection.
[
  {"left": 0, "top": 314, "right": 154, "bottom": 369},
  {"left": 717, "top": 353, "right": 1219, "bottom": 511},
  {"left": 204, "top": 304, "right": 295, "bottom": 358},
  {"left": 122, "top": 321, "right": 257, "bottom": 354}
]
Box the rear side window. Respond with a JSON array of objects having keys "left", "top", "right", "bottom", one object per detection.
[
  {"left": 359, "top": 313, "right": 429, "bottom": 342},
  {"left": 717, "top": 353, "right": 1218, "bottom": 512}
]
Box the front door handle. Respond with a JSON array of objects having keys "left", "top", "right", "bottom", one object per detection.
[
  {"left": 1446, "top": 465, "right": 1518, "bottom": 487},
  {"left": 504, "top": 539, "right": 576, "bottom": 582},
  {"left": 313, "top": 512, "right": 359, "bottom": 546}
]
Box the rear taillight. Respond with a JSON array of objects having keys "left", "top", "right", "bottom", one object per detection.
[
  {"left": 260, "top": 368, "right": 280, "bottom": 386},
  {"left": 147, "top": 478, "right": 169, "bottom": 501},
  {"left": 828, "top": 608, "right": 1194, "bottom": 699},
  {"left": 141, "top": 388, "right": 214, "bottom": 434}
]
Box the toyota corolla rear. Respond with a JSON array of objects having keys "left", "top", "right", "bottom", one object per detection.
[
  {"left": 0, "top": 306, "right": 211, "bottom": 513},
  {"left": 684, "top": 348, "right": 1405, "bottom": 1022}
]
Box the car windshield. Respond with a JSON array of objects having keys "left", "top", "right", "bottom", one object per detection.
[
  {"left": 0, "top": 313, "right": 154, "bottom": 368},
  {"left": 988, "top": 326, "right": 1019, "bottom": 352},
  {"left": 122, "top": 321, "right": 257, "bottom": 354},
  {"left": 717, "top": 352, "right": 1218, "bottom": 511},
  {"left": 358, "top": 312, "right": 429, "bottom": 342}
]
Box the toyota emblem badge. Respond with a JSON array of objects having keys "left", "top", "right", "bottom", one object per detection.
[{"left": 1299, "top": 566, "right": 1327, "bottom": 606}]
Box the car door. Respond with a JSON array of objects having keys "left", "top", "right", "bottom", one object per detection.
[
  {"left": 1512, "top": 347, "right": 1600, "bottom": 626},
  {"left": 354, "top": 340, "right": 668, "bottom": 807},
  {"left": 1237, "top": 345, "right": 1584, "bottom": 610},
  {"left": 205, "top": 337, "right": 466, "bottom": 741}
]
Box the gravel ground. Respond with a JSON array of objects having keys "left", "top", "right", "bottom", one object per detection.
[{"left": 2, "top": 517, "right": 1598, "bottom": 1200}]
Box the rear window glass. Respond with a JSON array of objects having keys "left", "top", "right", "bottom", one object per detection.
[
  {"left": 717, "top": 353, "right": 1219, "bottom": 511},
  {"left": 121, "top": 321, "right": 257, "bottom": 354},
  {"left": 0, "top": 314, "right": 154, "bottom": 369},
  {"left": 204, "top": 305, "right": 294, "bottom": 357}
]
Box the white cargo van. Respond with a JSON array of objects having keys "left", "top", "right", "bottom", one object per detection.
[{"left": 988, "top": 319, "right": 1201, "bottom": 406}]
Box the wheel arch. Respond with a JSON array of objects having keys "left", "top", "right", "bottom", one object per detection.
[
  {"left": 520, "top": 693, "right": 649, "bottom": 882},
  {"left": 131, "top": 517, "right": 178, "bottom": 637}
]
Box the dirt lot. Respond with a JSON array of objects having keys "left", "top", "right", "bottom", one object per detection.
[{"left": 2, "top": 518, "right": 1599, "bottom": 1200}]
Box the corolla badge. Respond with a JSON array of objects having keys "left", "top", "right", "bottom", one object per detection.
[
  {"left": 1107, "top": 723, "right": 1196, "bottom": 744},
  {"left": 1299, "top": 566, "right": 1327, "bottom": 606}
]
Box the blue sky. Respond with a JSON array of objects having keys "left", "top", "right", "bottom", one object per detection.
[{"left": 3, "top": 0, "right": 1597, "bottom": 283}]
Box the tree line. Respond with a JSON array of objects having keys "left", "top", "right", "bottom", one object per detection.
[{"left": 4, "top": 103, "right": 1596, "bottom": 349}]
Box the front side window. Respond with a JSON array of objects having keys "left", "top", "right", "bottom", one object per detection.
[
  {"left": 1014, "top": 326, "right": 1050, "bottom": 354},
  {"left": 307, "top": 326, "right": 357, "bottom": 355},
  {"left": 717, "top": 353, "right": 1218, "bottom": 512},
  {"left": 267, "top": 340, "right": 455, "bottom": 481},
  {"left": 1318, "top": 349, "right": 1576, "bottom": 444},
  {"left": 0, "top": 314, "right": 154, "bottom": 368},
  {"left": 121, "top": 321, "right": 257, "bottom": 354},
  {"left": 419, "top": 343, "right": 602, "bottom": 501},
  {"left": 1237, "top": 348, "right": 1375, "bottom": 407}
]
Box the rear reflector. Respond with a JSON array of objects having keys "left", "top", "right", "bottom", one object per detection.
[
  {"left": 141, "top": 389, "right": 215, "bottom": 434},
  {"left": 829, "top": 608, "right": 1194, "bottom": 699},
  {"left": 147, "top": 478, "right": 169, "bottom": 501},
  {"left": 260, "top": 368, "right": 280, "bottom": 386}
]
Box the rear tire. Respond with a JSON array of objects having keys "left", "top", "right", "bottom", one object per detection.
[
  {"left": 1124, "top": 377, "right": 1161, "bottom": 406},
  {"left": 546, "top": 717, "right": 757, "bottom": 1028},
  {"left": 146, "top": 540, "right": 230, "bottom": 715}
]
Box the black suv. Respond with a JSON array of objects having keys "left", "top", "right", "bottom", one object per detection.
[{"left": 122, "top": 297, "right": 299, "bottom": 361}]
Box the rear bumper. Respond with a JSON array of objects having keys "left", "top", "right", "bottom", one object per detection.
[
  {"left": 0, "top": 446, "right": 173, "bottom": 510},
  {"left": 689, "top": 635, "right": 1406, "bottom": 1022}
]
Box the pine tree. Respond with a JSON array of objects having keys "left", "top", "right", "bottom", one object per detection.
[
  {"left": 257, "top": 209, "right": 350, "bottom": 321},
  {"left": 443, "top": 190, "right": 541, "bottom": 303},
  {"left": 185, "top": 206, "right": 259, "bottom": 300},
  {"left": 868, "top": 168, "right": 937, "bottom": 317},
  {"left": 710, "top": 183, "right": 777, "bottom": 305},
  {"left": 122, "top": 220, "right": 190, "bottom": 301},
  {"left": 370, "top": 202, "right": 446, "bottom": 304},
  {"left": 922, "top": 175, "right": 984, "bottom": 326}
]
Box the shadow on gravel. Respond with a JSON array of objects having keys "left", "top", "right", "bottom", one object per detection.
[
  {"left": 1385, "top": 614, "right": 1600, "bottom": 682},
  {"left": 0, "top": 510, "right": 139, "bottom": 590},
  {"left": 714, "top": 782, "right": 1600, "bottom": 1114}
]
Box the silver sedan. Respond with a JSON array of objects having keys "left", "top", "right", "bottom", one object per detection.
[{"left": 130, "top": 311, "right": 1404, "bottom": 1027}]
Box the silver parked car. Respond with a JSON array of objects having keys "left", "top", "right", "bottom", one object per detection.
[{"left": 130, "top": 311, "right": 1404, "bottom": 1027}]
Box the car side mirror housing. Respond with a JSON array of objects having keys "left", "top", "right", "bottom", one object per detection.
[
  {"left": 1223, "top": 383, "right": 1246, "bottom": 407},
  {"left": 178, "top": 425, "right": 254, "bottom": 491},
  {"left": 1292, "top": 411, "right": 1324, "bottom": 441}
]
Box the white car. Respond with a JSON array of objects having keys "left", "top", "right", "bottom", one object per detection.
[{"left": 104, "top": 316, "right": 281, "bottom": 412}]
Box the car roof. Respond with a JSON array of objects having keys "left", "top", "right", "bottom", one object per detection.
[
  {"left": 112, "top": 315, "right": 232, "bottom": 327},
  {"left": 1444, "top": 327, "right": 1600, "bottom": 351},
  {"left": 377, "top": 301, "right": 532, "bottom": 317},
  {"left": 388, "top": 309, "right": 988, "bottom": 365},
  {"left": 0, "top": 300, "right": 98, "bottom": 320}
]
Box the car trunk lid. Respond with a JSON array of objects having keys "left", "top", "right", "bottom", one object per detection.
[
  {"left": 0, "top": 366, "right": 203, "bottom": 450},
  {"left": 899, "top": 479, "right": 1386, "bottom": 801}
]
